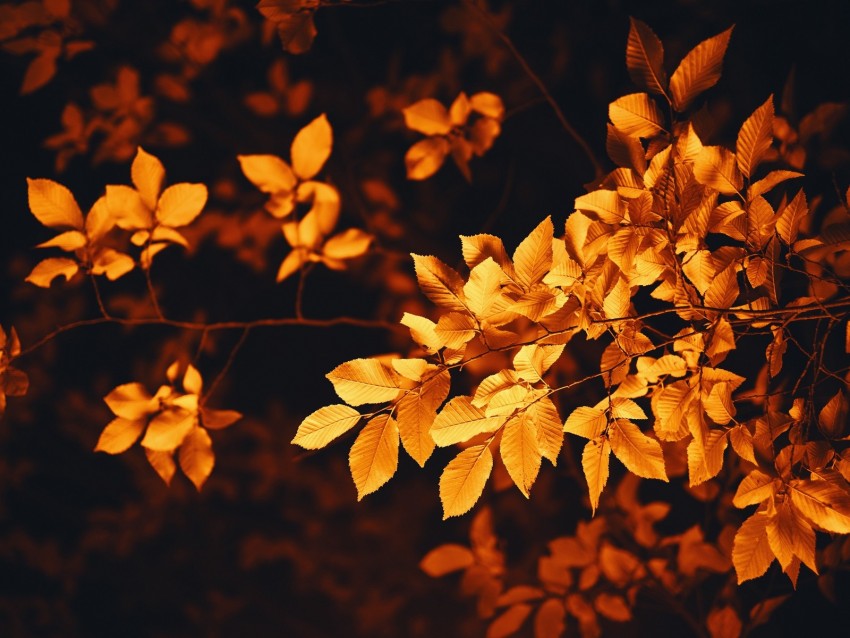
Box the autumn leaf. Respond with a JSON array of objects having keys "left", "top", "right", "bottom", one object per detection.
[
  {"left": 500, "top": 412, "right": 542, "bottom": 498},
  {"left": 420, "top": 544, "right": 475, "bottom": 577},
  {"left": 432, "top": 396, "right": 505, "bottom": 446},
  {"left": 582, "top": 436, "right": 611, "bottom": 514},
  {"left": 27, "top": 178, "right": 84, "bottom": 230},
  {"left": 94, "top": 417, "right": 145, "bottom": 454},
  {"left": 326, "top": 358, "right": 402, "bottom": 406},
  {"left": 609, "top": 93, "right": 665, "bottom": 138},
  {"left": 403, "top": 98, "right": 452, "bottom": 136},
  {"left": 626, "top": 17, "right": 668, "bottom": 97},
  {"left": 736, "top": 95, "right": 775, "bottom": 178},
  {"left": 608, "top": 419, "right": 668, "bottom": 480},
  {"left": 291, "top": 113, "right": 332, "bottom": 180},
  {"left": 349, "top": 414, "right": 399, "bottom": 499},
  {"left": 405, "top": 137, "right": 450, "bottom": 180},
  {"left": 669, "top": 26, "right": 734, "bottom": 111},
  {"left": 178, "top": 427, "right": 215, "bottom": 490},
  {"left": 292, "top": 404, "right": 362, "bottom": 449},
  {"left": 733, "top": 510, "right": 774, "bottom": 583},
  {"left": 440, "top": 444, "right": 494, "bottom": 518}
]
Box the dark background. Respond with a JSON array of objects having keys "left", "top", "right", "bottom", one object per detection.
[{"left": 2, "top": 0, "right": 850, "bottom": 635}]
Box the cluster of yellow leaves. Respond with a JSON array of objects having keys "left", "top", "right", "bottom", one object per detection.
[
  {"left": 238, "top": 114, "right": 373, "bottom": 281},
  {"left": 0, "top": 326, "right": 29, "bottom": 419},
  {"left": 423, "top": 477, "right": 735, "bottom": 638},
  {"left": 403, "top": 91, "right": 505, "bottom": 181},
  {"left": 0, "top": 0, "right": 95, "bottom": 95},
  {"left": 95, "top": 361, "right": 241, "bottom": 489},
  {"left": 294, "top": 16, "right": 850, "bottom": 601},
  {"left": 26, "top": 146, "right": 207, "bottom": 287}
]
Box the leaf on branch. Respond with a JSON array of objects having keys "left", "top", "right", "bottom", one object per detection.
[
  {"left": 94, "top": 417, "right": 145, "bottom": 454},
  {"left": 736, "top": 95, "right": 774, "bottom": 178},
  {"left": 733, "top": 510, "right": 774, "bottom": 583},
  {"left": 411, "top": 254, "right": 467, "bottom": 311},
  {"left": 693, "top": 146, "right": 743, "bottom": 195},
  {"left": 156, "top": 183, "right": 208, "bottom": 228},
  {"left": 397, "top": 369, "right": 450, "bottom": 466},
  {"left": 626, "top": 17, "right": 668, "bottom": 97},
  {"left": 564, "top": 406, "right": 607, "bottom": 439},
  {"left": 775, "top": 190, "right": 808, "bottom": 245},
  {"left": 292, "top": 404, "right": 361, "bottom": 449},
  {"left": 26, "top": 178, "right": 84, "bottom": 229},
  {"left": 527, "top": 396, "right": 563, "bottom": 465},
  {"left": 440, "top": 444, "right": 494, "bottom": 519},
  {"left": 405, "top": 137, "right": 450, "bottom": 180},
  {"left": 326, "top": 358, "right": 402, "bottom": 406},
  {"left": 291, "top": 113, "right": 332, "bottom": 180},
  {"left": 131, "top": 147, "right": 165, "bottom": 210},
  {"left": 349, "top": 414, "right": 399, "bottom": 499},
  {"left": 513, "top": 216, "right": 554, "bottom": 290},
  {"left": 609, "top": 93, "right": 665, "bottom": 138},
  {"left": 25, "top": 257, "right": 79, "bottom": 287},
  {"left": 582, "top": 436, "right": 611, "bottom": 514},
  {"left": 788, "top": 479, "right": 850, "bottom": 533},
  {"left": 432, "top": 396, "right": 505, "bottom": 447},
  {"left": 500, "top": 412, "right": 542, "bottom": 498},
  {"left": 178, "top": 426, "right": 215, "bottom": 490},
  {"left": 403, "top": 98, "right": 452, "bottom": 136},
  {"left": 609, "top": 419, "right": 668, "bottom": 480},
  {"left": 420, "top": 544, "right": 475, "bottom": 577},
  {"left": 669, "top": 26, "right": 734, "bottom": 111}
]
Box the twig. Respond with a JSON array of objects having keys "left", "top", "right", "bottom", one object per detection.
[
  {"left": 464, "top": 0, "right": 604, "bottom": 179},
  {"left": 201, "top": 327, "right": 251, "bottom": 406}
]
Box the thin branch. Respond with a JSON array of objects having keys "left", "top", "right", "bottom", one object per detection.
[
  {"left": 201, "top": 327, "right": 251, "bottom": 406},
  {"left": 463, "top": 0, "right": 605, "bottom": 179}
]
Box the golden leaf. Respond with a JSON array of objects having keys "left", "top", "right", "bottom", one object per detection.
[
  {"left": 507, "top": 289, "right": 561, "bottom": 321},
  {"left": 200, "top": 408, "right": 242, "bottom": 430},
  {"left": 397, "top": 369, "right": 450, "bottom": 466},
  {"left": 704, "top": 382, "right": 735, "bottom": 424},
  {"left": 501, "top": 412, "right": 542, "bottom": 498},
  {"left": 707, "top": 606, "right": 742, "bottom": 638},
  {"left": 652, "top": 380, "right": 693, "bottom": 439},
  {"left": 290, "top": 113, "right": 332, "bottom": 180},
  {"left": 470, "top": 92, "right": 505, "bottom": 120},
  {"left": 610, "top": 398, "right": 647, "bottom": 420},
  {"left": 155, "top": 182, "right": 207, "bottom": 227},
  {"left": 402, "top": 98, "right": 452, "bottom": 136},
  {"left": 767, "top": 499, "right": 816, "bottom": 572},
  {"left": 94, "top": 417, "right": 145, "bottom": 454},
  {"left": 512, "top": 216, "right": 554, "bottom": 290},
  {"left": 420, "top": 544, "right": 475, "bottom": 577},
  {"left": 141, "top": 408, "right": 195, "bottom": 451},
  {"left": 26, "top": 178, "right": 84, "bottom": 230},
  {"left": 736, "top": 95, "right": 774, "bottom": 178},
  {"left": 574, "top": 190, "right": 627, "bottom": 224},
  {"left": 748, "top": 170, "right": 803, "bottom": 199},
  {"left": 391, "top": 358, "right": 430, "bottom": 382},
  {"left": 704, "top": 263, "right": 739, "bottom": 310},
  {"left": 527, "top": 396, "right": 563, "bottom": 465},
  {"left": 411, "top": 254, "right": 467, "bottom": 312},
  {"left": 400, "top": 312, "right": 444, "bottom": 353},
  {"left": 693, "top": 146, "right": 743, "bottom": 195},
  {"left": 582, "top": 436, "right": 611, "bottom": 514},
  {"left": 464, "top": 257, "right": 505, "bottom": 316},
  {"left": 435, "top": 312, "right": 477, "bottom": 349},
  {"left": 687, "top": 429, "right": 727, "bottom": 485},
  {"left": 105, "top": 184, "right": 153, "bottom": 230},
  {"left": 564, "top": 406, "right": 607, "bottom": 439},
  {"left": 603, "top": 277, "right": 631, "bottom": 320},
  {"left": 178, "top": 426, "right": 215, "bottom": 490},
  {"left": 775, "top": 190, "right": 808, "bottom": 245},
  {"left": 291, "top": 404, "right": 361, "bottom": 449},
  {"left": 25, "top": 257, "right": 79, "bottom": 287},
  {"left": 405, "top": 137, "right": 450, "bottom": 180},
  {"left": 819, "top": 391, "right": 849, "bottom": 439},
  {"left": 440, "top": 444, "right": 494, "bottom": 518},
  {"left": 432, "top": 395, "right": 505, "bottom": 446},
  {"left": 322, "top": 228, "right": 372, "bottom": 261},
  {"left": 609, "top": 93, "right": 665, "bottom": 138},
  {"left": 36, "top": 230, "right": 87, "bottom": 251},
  {"left": 625, "top": 17, "right": 668, "bottom": 97},
  {"left": 788, "top": 479, "right": 850, "bottom": 533},
  {"left": 131, "top": 147, "right": 165, "bottom": 210},
  {"left": 732, "top": 510, "right": 774, "bottom": 583},
  {"left": 349, "top": 414, "right": 399, "bottom": 499},
  {"left": 104, "top": 382, "right": 157, "bottom": 420},
  {"left": 606, "top": 124, "right": 647, "bottom": 173},
  {"left": 732, "top": 469, "right": 775, "bottom": 508},
  {"left": 729, "top": 424, "right": 756, "bottom": 464},
  {"left": 326, "top": 358, "right": 401, "bottom": 406},
  {"left": 460, "top": 234, "right": 514, "bottom": 274},
  {"left": 237, "top": 154, "right": 297, "bottom": 195},
  {"left": 609, "top": 419, "right": 668, "bottom": 480},
  {"left": 669, "top": 26, "right": 734, "bottom": 111},
  {"left": 146, "top": 448, "right": 177, "bottom": 485}
]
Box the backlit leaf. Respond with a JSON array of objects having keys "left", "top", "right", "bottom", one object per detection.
[
  {"left": 609, "top": 93, "right": 665, "bottom": 137},
  {"left": 27, "top": 178, "right": 84, "bottom": 229},
  {"left": 291, "top": 113, "right": 332, "bottom": 180},
  {"left": 146, "top": 448, "right": 177, "bottom": 485},
  {"left": 405, "top": 137, "right": 450, "bottom": 180},
  {"left": 609, "top": 419, "right": 667, "bottom": 480},
  {"left": 440, "top": 444, "right": 494, "bottom": 518},
  {"left": 527, "top": 397, "right": 563, "bottom": 464},
  {"left": 349, "top": 414, "right": 399, "bottom": 499},
  {"left": 104, "top": 382, "right": 157, "bottom": 420},
  {"left": 178, "top": 427, "right": 215, "bottom": 490},
  {"left": 736, "top": 95, "right": 774, "bottom": 178},
  {"left": 25, "top": 257, "right": 79, "bottom": 287},
  {"left": 733, "top": 469, "right": 775, "bottom": 508},
  {"left": 156, "top": 183, "right": 207, "bottom": 227},
  {"left": 403, "top": 98, "right": 452, "bottom": 136},
  {"left": 326, "top": 358, "right": 401, "bottom": 406},
  {"left": 582, "top": 436, "right": 611, "bottom": 514},
  {"left": 564, "top": 406, "right": 607, "bottom": 439},
  {"left": 626, "top": 17, "right": 668, "bottom": 97},
  {"left": 513, "top": 216, "right": 554, "bottom": 289},
  {"left": 733, "top": 510, "right": 774, "bottom": 583},
  {"left": 687, "top": 429, "right": 727, "bottom": 485},
  {"left": 237, "top": 154, "right": 297, "bottom": 194},
  {"left": 141, "top": 408, "right": 196, "bottom": 451},
  {"left": 397, "top": 369, "right": 450, "bottom": 466},
  {"left": 131, "top": 147, "right": 165, "bottom": 210},
  {"left": 292, "top": 404, "right": 361, "bottom": 449},
  {"left": 488, "top": 604, "right": 532, "bottom": 638},
  {"left": 693, "top": 146, "right": 743, "bottom": 195},
  {"left": 501, "top": 412, "right": 542, "bottom": 497},
  {"left": 776, "top": 190, "right": 808, "bottom": 245},
  {"left": 411, "top": 254, "right": 467, "bottom": 312},
  {"left": 94, "top": 417, "right": 145, "bottom": 454},
  {"left": 788, "top": 479, "right": 850, "bottom": 533},
  {"left": 669, "top": 26, "right": 734, "bottom": 111},
  {"left": 432, "top": 396, "right": 505, "bottom": 446}
]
